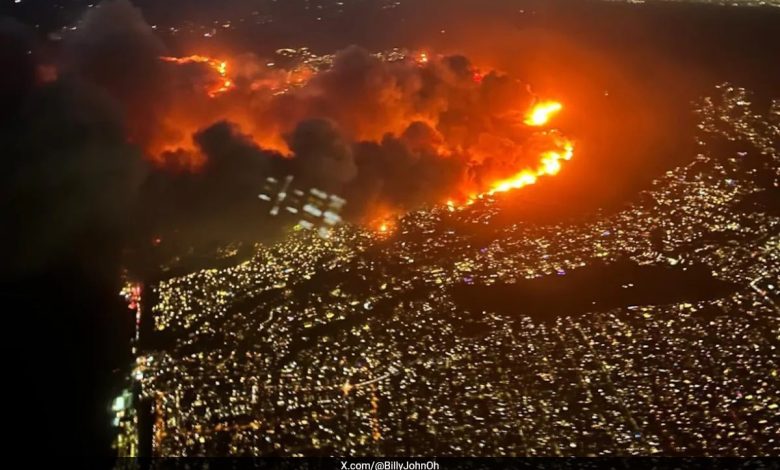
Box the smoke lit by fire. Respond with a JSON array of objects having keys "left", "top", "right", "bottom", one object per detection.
[
  {"left": 1, "top": 0, "right": 588, "bottom": 271},
  {"left": 451, "top": 102, "right": 573, "bottom": 206},
  {"left": 133, "top": 43, "right": 577, "bottom": 225}
]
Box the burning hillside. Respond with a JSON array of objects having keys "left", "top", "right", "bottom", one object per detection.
[
  {"left": 149, "top": 46, "right": 575, "bottom": 220},
  {"left": 4, "top": 0, "right": 578, "bottom": 258}
]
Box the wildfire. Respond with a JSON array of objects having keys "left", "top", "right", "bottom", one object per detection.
[
  {"left": 458, "top": 99, "right": 574, "bottom": 205},
  {"left": 524, "top": 101, "right": 563, "bottom": 126},
  {"left": 372, "top": 218, "right": 398, "bottom": 236},
  {"left": 486, "top": 140, "right": 574, "bottom": 196},
  {"left": 160, "top": 55, "right": 235, "bottom": 98},
  {"left": 152, "top": 49, "right": 576, "bottom": 220}
]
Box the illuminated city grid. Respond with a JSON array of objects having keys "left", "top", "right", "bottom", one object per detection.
[{"left": 115, "top": 84, "right": 779, "bottom": 456}]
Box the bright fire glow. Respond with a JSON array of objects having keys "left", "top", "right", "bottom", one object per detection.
[
  {"left": 452, "top": 98, "right": 574, "bottom": 206},
  {"left": 524, "top": 101, "right": 563, "bottom": 126},
  {"left": 487, "top": 141, "right": 573, "bottom": 196},
  {"left": 372, "top": 217, "right": 398, "bottom": 234},
  {"left": 452, "top": 137, "right": 573, "bottom": 207},
  {"left": 160, "top": 55, "right": 235, "bottom": 98},
  {"left": 154, "top": 51, "right": 575, "bottom": 216}
]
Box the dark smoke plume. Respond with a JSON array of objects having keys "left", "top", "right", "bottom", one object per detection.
[
  {"left": 2, "top": 0, "right": 559, "bottom": 275},
  {"left": 0, "top": 14, "right": 147, "bottom": 279}
]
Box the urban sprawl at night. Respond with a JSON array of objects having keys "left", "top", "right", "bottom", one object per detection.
[{"left": 114, "top": 85, "right": 779, "bottom": 457}]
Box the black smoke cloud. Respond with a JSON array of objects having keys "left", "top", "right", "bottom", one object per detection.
[
  {"left": 166, "top": 45, "right": 543, "bottom": 223},
  {"left": 344, "top": 122, "right": 467, "bottom": 218},
  {"left": 0, "top": 9, "right": 156, "bottom": 458},
  {"left": 62, "top": 0, "right": 172, "bottom": 151},
  {"left": 250, "top": 46, "right": 545, "bottom": 213},
  {"left": 141, "top": 121, "right": 286, "bottom": 243},
  {"left": 0, "top": 15, "right": 147, "bottom": 279},
  {"left": 262, "top": 45, "right": 534, "bottom": 146},
  {"left": 286, "top": 119, "right": 357, "bottom": 191},
  {"left": 2, "top": 0, "right": 551, "bottom": 278}
]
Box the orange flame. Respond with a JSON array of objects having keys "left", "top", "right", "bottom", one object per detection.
[
  {"left": 160, "top": 55, "right": 235, "bottom": 98},
  {"left": 486, "top": 140, "right": 573, "bottom": 196},
  {"left": 458, "top": 99, "right": 574, "bottom": 205},
  {"left": 155, "top": 52, "right": 575, "bottom": 215},
  {"left": 524, "top": 101, "right": 563, "bottom": 126}
]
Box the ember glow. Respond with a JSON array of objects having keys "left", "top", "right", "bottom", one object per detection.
[
  {"left": 524, "top": 101, "right": 564, "bottom": 126},
  {"left": 375, "top": 218, "right": 397, "bottom": 235},
  {"left": 160, "top": 55, "right": 235, "bottom": 98}
]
